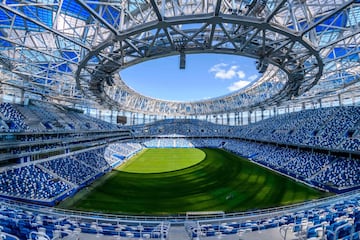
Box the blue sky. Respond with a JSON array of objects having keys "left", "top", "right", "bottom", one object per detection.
[{"left": 121, "top": 53, "right": 259, "bottom": 102}]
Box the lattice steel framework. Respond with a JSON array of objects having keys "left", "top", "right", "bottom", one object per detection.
[{"left": 0, "top": 0, "right": 359, "bottom": 116}]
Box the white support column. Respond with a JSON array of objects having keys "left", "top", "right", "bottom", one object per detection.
[{"left": 338, "top": 94, "right": 342, "bottom": 106}]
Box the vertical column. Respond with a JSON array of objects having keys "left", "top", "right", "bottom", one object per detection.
[
  {"left": 20, "top": 88, "right": 25, "bottom": 105},
  {"left": 338, "top": 94, "right": 342, "bottom": 106},
  {"left": 110, "top": 109, "right": 114, "bottom": 124}
]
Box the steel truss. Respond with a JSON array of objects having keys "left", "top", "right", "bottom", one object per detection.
[{"left": 0, "top": 0, "right": 359, "bottom": 116}]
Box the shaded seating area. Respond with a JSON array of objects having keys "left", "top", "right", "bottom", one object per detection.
[
  {"left": 40, "top": 156, "right": 101, "bottom": 186},
  {"left": 0, "top": 147, "right": 111, "bottom": 205},
  {"left": 0, "top": 165, "right": 71, "bottom": 201}
]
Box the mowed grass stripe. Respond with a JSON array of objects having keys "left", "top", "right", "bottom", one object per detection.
[
  {"left": 118, "top": 148, "right": 205, "bottom": 173},
  {"left": 61, "top": 148, "right": 331, "bottom": 215}
]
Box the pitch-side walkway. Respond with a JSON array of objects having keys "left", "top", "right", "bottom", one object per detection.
[{"left": 76, "top": 225, "right": 301, "bottom": 240}]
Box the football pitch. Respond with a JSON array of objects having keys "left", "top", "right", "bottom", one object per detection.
[
  {"left": 59, "top": 148, "right": 331, "bottom": 215},
  {"left": 119, "top": 148, "right": 206, "bottom": 173}
]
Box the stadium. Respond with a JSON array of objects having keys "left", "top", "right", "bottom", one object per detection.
[{"left": 0, "top": 0, "right": 359, "bottom": 239}]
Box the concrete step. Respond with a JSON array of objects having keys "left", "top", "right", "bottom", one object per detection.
[{"left": 168, "top": 225, "right": 190, "bottom": 240}]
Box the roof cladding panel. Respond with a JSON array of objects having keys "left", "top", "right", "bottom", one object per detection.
[
  {"left": 60, "top": 0, "right": 91, "bottom": 21},
  {"left": 98, "top": 5, "right": 122, "bottom": 28},
  {"left": 314, "top": 11, "right": 348, "bottom": 32},
  {"left": 347, "top": 5, "right": 360, "bottom": 27},
  {"left": 62, "top": 50, "right": 79, "bottom": 62},
  {"left": 327, "top": 47, "right": 360, "bottom": 61},
  {"left": 0, "top": 31, "right": 11, "bottom": 48},
  {"left": 0, "top": 2, "right": 53, "bottom": 31}
]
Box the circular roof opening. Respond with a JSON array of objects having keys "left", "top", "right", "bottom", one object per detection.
[{"left": 120, "top": 54, "right": 259, "bottom": 102}]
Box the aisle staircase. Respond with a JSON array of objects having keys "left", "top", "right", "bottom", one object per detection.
[{"left": 168, "top": 225, "right": 190, "bottom": 240}]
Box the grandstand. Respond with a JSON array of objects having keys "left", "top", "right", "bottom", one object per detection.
[{"left": 0, "top": 0, "right": 359, "bottom": 239}]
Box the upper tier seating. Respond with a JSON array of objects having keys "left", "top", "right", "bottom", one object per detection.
[
  {"left": 222, "top": 139, "right": 360, "bottom": 191},
  {"left": 129, "top": 106, "right": 360, "bottom": 152},
  {"left": 0, "top": 101, "right": 120, "bottom": 132},
  {"left": 0, "top": 103, "right": 29, "bottom": 131}
]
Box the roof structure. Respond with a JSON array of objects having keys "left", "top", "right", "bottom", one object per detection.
[{"left": 0, "top": 0, "right": 359, "bottom": 116}]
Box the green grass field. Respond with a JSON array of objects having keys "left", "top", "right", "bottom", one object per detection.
[
  {"left": 59, "top": 148, "right": 331, "bottom": 215},
  {"left": 120, "top": 148, "right": 205, "bottom": 173}
]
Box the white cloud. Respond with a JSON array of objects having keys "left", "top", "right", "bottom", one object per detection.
[
  {"left": 209, "top": 63, "right": 258, "bottom": 92},
  {"left": 209, "top": 63, "right": 228, "bottom": 71},
  {"left": 228, "top": 80, "right": 251, "bottom": 91},
  {"left": 237, "top": 70, "right": 245, "bottom": 79},
  {"left": 209, "top": 64, "right": 238, "bottom": 80},
  {"left": 209, "top": 63, "right": 246, "bottom": 80}
]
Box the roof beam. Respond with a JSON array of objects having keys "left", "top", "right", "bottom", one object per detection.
[
  {"left": 214, "top": 0, "right": 222, "bottom": 16},
  {"left": 239, "top": 28, "right": 261, "bottom": 52},
  {"left": 145, "top": 28, "right": 161, "bottom": 56},
  {"left": 301, "top": 1, "right": 353, "bottom": 36},
  {"left": 218, "top": 23, "right": 239, "bottom": 50},
  {"left": 149, "top": 0, "right": 163, "bottom": 21},
  {"left": 0, "top": 36, "right": 79, "bottom": 65},
  {"left": 183, "top": 23, "right": 209, "bottom": 44},
  {"left": 208, "top": 23, "right": 217, "bottom": 47},
  {"left": 163, "top": 27, "right": 175, "bottom": 50},
  {"left": 75, "top": 0, "right": 119, "bottom": 35},
  {"left": 124, "top": 38, "right": 145, "bottom": 57},
  {"left": 169, "top": 26, "right": 205, "bottom": 49},
  {"left": 0, "top": 3, "right": 91, "bottom": 51},
  {"left": 265, "top": 0, "right": 287, "bottom": 23}
]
